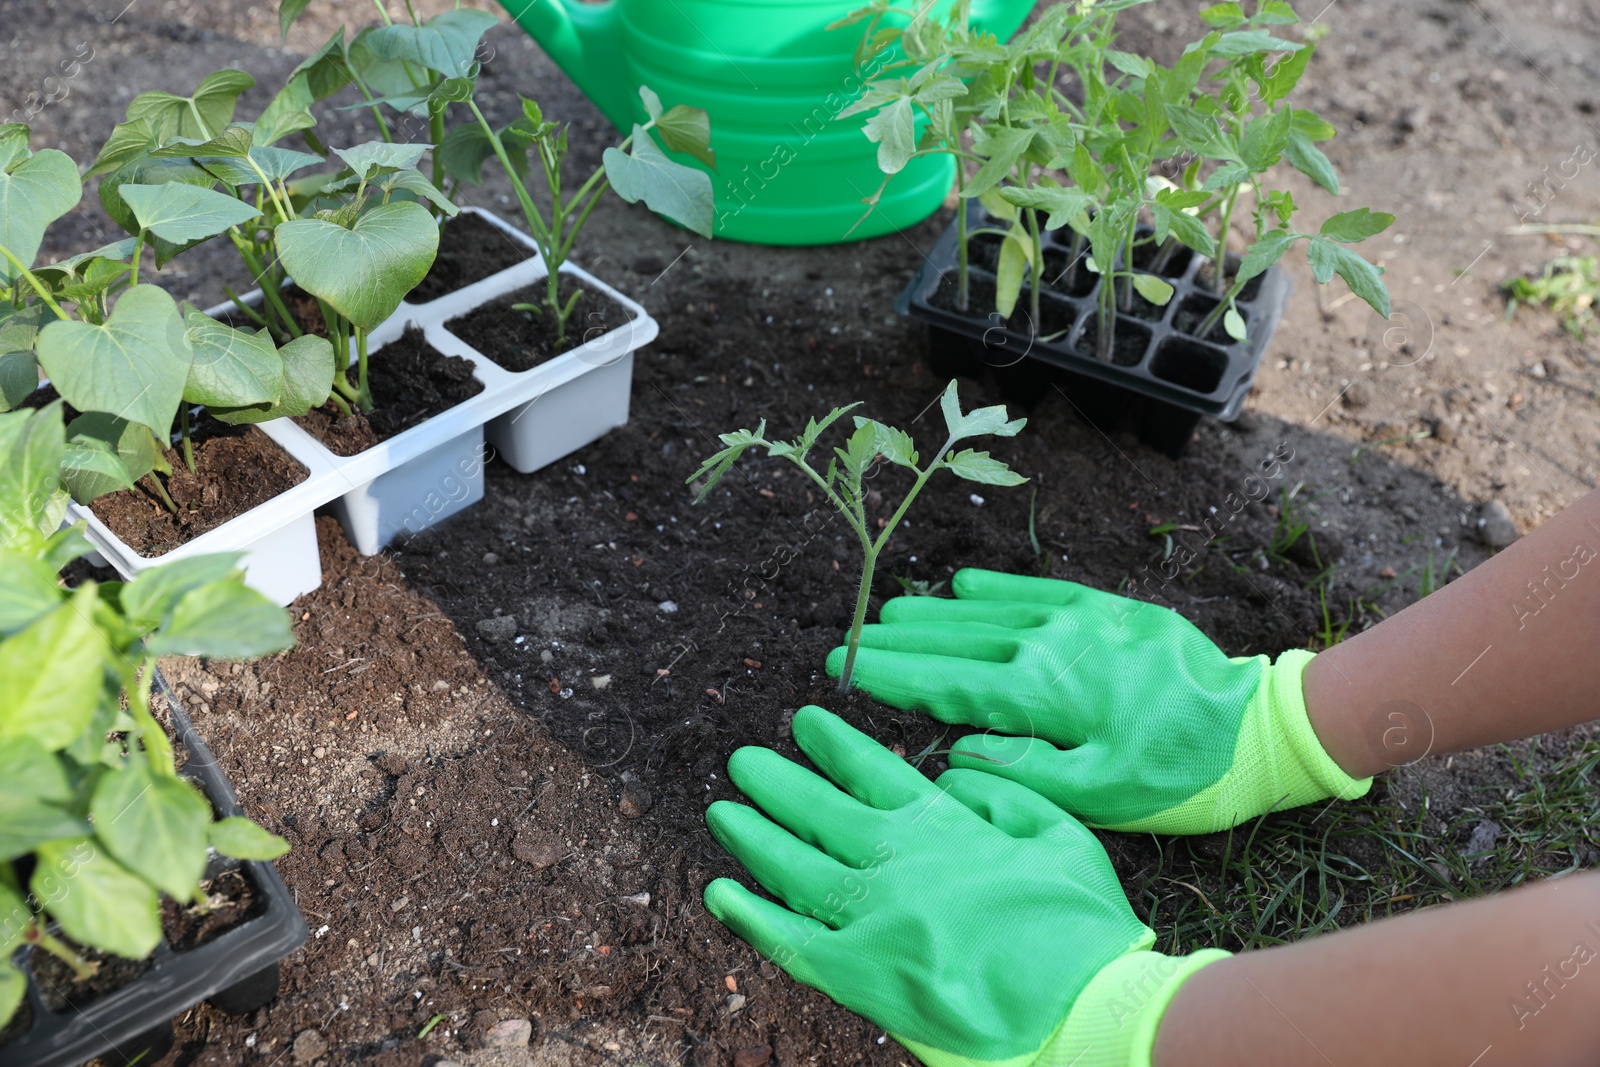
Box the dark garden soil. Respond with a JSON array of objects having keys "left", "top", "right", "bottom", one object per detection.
[
  {"left": 409, "top": 214, "right": 535, "bottom": 305},
  {"left": 295, "top": 327, "right": 484, "bottom": 457},
  {"left": 160, "top": 868, "right": 266, "bottom": 953},
  {"left": 31, "top": 945, "right": 152, "bottom": 1014},
  {"left": 15, "top": 0, "right": 1600, "bottom": 1063},
  {"left": 89, "top": 418, "right": 307, "bottom": 556},
  {"left": 445, "top": 281, "right": 635, "bottom": 372},
  {"left": 929, "top": 272, "right": 1078, "bottom": 339}
]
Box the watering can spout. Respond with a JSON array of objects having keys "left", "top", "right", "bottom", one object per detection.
[{"left": 500, "top": 0, "right": 634, "bottom": 130}]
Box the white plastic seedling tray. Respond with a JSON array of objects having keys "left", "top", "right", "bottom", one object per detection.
[{"left": 75, "top": 209, "right": 656, "bottom": 599}]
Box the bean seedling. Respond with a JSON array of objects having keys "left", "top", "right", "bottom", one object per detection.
[{"left": 689, "top": 380, "right": 1026, "bottom": 691}]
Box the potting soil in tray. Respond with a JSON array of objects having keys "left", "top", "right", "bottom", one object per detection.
[
  {"left": 294, "top": 325, "right": 484, "bottom": 457},
  {"left": 408, "top": 213, "right": 532, "bottom": 304},
  {"left": 444, "top": 277, "right": 635, "bottom": 373}
]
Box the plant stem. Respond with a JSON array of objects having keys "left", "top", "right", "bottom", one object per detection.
[
  {"left": 1211, "top": 184, "right": 1241, "bottom": 296},
  {"left": 0, "top": 243, "right": 68, "bottom": 320},
  {"left": 837, "top": 547, "right": 879, "bottom": 694},
  {"left": 180, "top": 405, "right": 195, "bottom": 474},
  {"left": 130, "top": 233, "right": 143, "bottom": 287},
  {"left": 955, "top": 172, "right": 970, "bottom": 314},
  {"left": 128, "top": 657, "right": 176, "bottom": 776},
  {"left": 355, "top": 328, "right": 372, "bottom": 410},
  {"left": 1026, "top": 207, "right": 1042, "bottom": 330},
  {"left": 31, "top": 925, "right": 96, "bottom": 981},
  {"left": 145, "top": 469, "right": 177, "bottom": 513}
]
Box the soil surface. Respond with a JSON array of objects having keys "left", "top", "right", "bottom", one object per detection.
[
  {"left": 89, "top": 417, "right": 307, "bottom": 556},
  {"left": 410, "top": 214, "right": 536, "bottom": 306},
  {"left": 445, "top": 281, "right": 634, "bottom": 372},
  {"left": 296, "top": 327, "right": 485, "bottom": 457},
  {"left": 10, "top": 0, "right": 1600, "bottom": 1064}
]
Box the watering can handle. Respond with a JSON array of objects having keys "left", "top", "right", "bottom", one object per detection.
[{"left": 499, "top": 0, "right": 635, "bottom": 131}]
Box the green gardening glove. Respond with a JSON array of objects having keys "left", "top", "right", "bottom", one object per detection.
[
  {"left": 704, "top": 705, "right": 1229, "bottom": 1067},
  {"left": 824, "top": 569, "right": 1372, "bottom": 834}
]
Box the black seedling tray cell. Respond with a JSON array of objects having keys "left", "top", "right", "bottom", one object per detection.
[
  {"left": 898, "top": 208, "right": 1291, "bottom": 455},
  {"left": 0, "top": 672, "right": 307, "bottom": 1067}
]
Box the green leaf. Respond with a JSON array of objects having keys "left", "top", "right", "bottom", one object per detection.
[
  {"left": 940, "top": 380, "right": 1026, "bottom": 442},
  {"left": 1307, "top": 237, "right": 1390, "bottom": 316},
  {"left": 145, "top": 579, "right": 295, "bottom": 658},
  {"left": 863, "top": 98, "right": 917, "bottom": 175},
  {"left": 36, "top": 284, "right": 193, "bottom": 438},
  {"left": 1132, "top": 273, "right": 1175, "bottom": 306},
  {"left": 92, "top": 761, "right": 212, "bottom": 899},
  {"left": 436, "top": 123, "right": 498, "bottom": 185},
  {"left": 279, "top": 0, "right": 312, "bottom": 40},
  {"left": 639, "top": 85, "right": 664, "bottom": 122},
  {"left": 1199, "top": 2, "right": 1248, "bottom": 28},
  {"left": 995, "top": 228, "right": 1029, "bottom": 319},
  {"left": 0, "top": 124, "right": 30, "bottom": 171},
  {"left": 0, "top": 959, "right": 21, "bottom": 1030},
  {"left": 1238, "top": 107, "right": 1292, "bottom": 171},
  {"left": 1152, "top": 204, "right": 1217, "bottom": 258},
  {"left": 998, "top": 186, "right": 1093, "bottom": 231},
  {"left": 852, "top": 417, "right": 918, "bottom": 468},
  {"left": 210, "top": 817, "right": 291, "bottom": 860},
  {"left": 208, "top": 333, "right": 336, "bottom": 425},
  {"left": 198, "top": 145, "right": 322, "bottom": 185},
  {"left": 655, "top": 104, "right": 716, "bottom": 169},
  {"left": 88, "top": 118, "right": 157, "bottom": 179},
  {"left": 65, "top": 412, "right": 163, "bottom": 498},
  {"left": 119, "top": 182, "right": 261, "bottom": 245},
  {"left": 0, "top": 352, "right": 36, "bottom": 413},
  {"left": 0, "top": 403, "right": 66, "bottom": 549},
  {"left": 126, "top": 70, "right": 256, "bottom": 143},
  {"left": 362, "top": 9, "right": 498, "bottom": 79},
  {"left": 1238, "top": 229, "right": 1299, "bottom": 285},
  {"left": 1258, "top": 0, "right": 1301, "bottom": 24},
  {"left": 963, "top": 126, "right": 1034, "bottom": 198},
  {"left": 1105, "top": 50, "right": 1154, "bottom": 78},
  {"left": 1318, "top": 207, "right": 1394, "bottom": 243},
  {"left": 0, "top": 553, "right": 61, "bottom": 635},
  {"left": 943, "top": 448, "right": 1027, "bottom": 486},
  {"left": 0, "top": 737, "right": 71, "bottom": 805},
  {"left": 0, "top": 587, "right": 107, "bottom": 752},
  {"left": 1262, "top": 42, "right": 1313, "bottom": 105},
  {"left": 1223, "top": 307, "right": 1248, "bottom": 341},
  {"left": 60, "top": 435, "right": 136, "bottom": 503},
  {"left": 1284, "top": 130, "right": 1337, "bottom": 193},
  {"left": 182, "top": 312, "right": 283, "bottom": 409},
  {"left": 333, "top": 140, "right": 427, "bottom": 179},
  {"left": 120, "top": 553, "right": 245, "bottom": 632},
  {"left": 0, "top": 147, "right": 82, "bottom": 285},
  {"left": 100, "top": 155, "right": 220, "bottom": 265},
  {"left": 376, "top": 169, "right": 459, "bottom": 215},
  {"left": 1210, "top": 30, "right": 1304, "bottom": 55},
  {"left": 275, "top": 200, "right": 439, "bottom": 331},
  {"left": 1163, "top": 105, "right": 1233, "bottom": 161},
  {"left": 0, "top": 798, "right": 92, "bottom": 861},
  {"left": 34, "top": 839, "right": 161, "bottom": 959},
  {"left": 602, "top": 126, "right": 715, "bottom": 239},
  {"left": 147, "top": 124, "right": 254, "bottom": 161}
]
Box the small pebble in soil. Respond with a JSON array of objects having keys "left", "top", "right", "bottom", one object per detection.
[
  {"left": 622, "top": 892, "right": 651, "bottom": 906},
  {"left": 1466, "top": 819, "right": 1501, "bottom": 863},
  {"left": 1341, "top": 380, "right": 1372, "bottom": 409},
  {"left": 512, "top": 829, "right": 564, "bottom": 870},
  {"left": 484, "top": 1018, "right": 533, "bottom": 1048},
  {"left": 970, "top": 494, "right": 985, "bottom": 507},
  {"left": 724, "top": 975, "right": 739, "bottom": 993},
  {"left": 734, "top": 1045, "right": 774, "bottom": 1067},
  {"left": 1477, "top": 500, "right": 1518, "bottom": 548},
  {"left": 292, "top": 1028, "right": 328, "bottom": 1064},
  {"left": 659, "top": 600, "right": 679, "bottom": 613},
  {"left": 619, "top": 773, "right": 653, "bottom": 818},
  {"left": 590, "top": 674, "right": 613, "bottom": 689},
  {"left": 726, "top": 993, "right": 747, "bottom": 1014},
  {"left": 476, "top": 615, "right": 519, "bottom": 643},
  {"left": 482, "top": 551, "right": 499, "bottom": 565}
]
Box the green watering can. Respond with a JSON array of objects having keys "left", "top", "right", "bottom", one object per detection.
[{"left": 500, "top": 0, "right": 1036, "bottom": 245}]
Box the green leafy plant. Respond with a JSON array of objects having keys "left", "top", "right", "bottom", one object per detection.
[
  {"left": 275, "top": 3, "right": 716, "bottom": 352},
  {"left": 689, "top": 380, "right": 1026, "bottom": 691},
  {"left": 0, "top": 403, "right": 294, "bottom": 1029},
  {"left": 1503, "top": 254, "right": 1598, "bottom": 339}
]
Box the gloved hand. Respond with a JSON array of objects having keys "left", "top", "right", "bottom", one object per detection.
[
  {"left": 703, "top": 705, "right": 1228, "bottom": 1067},
  {"left": 824, "top": 569, "right": 1372, "bottom": 834}
]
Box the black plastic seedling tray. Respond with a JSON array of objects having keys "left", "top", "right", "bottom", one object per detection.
[
  {"left": 0, "top": 674, "right": 307, "bottom": 1067},
  {"left": 897, "top": 208, "right": 1291, "bottom": 456}
]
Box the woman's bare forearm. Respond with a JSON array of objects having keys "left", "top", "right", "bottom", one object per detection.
[
  {"left": 1303, "top": 488, "right": 1600, "bottom": 779},
  {"left": 1154, "top": 872, "right": 1600, "bottom": 1067}
]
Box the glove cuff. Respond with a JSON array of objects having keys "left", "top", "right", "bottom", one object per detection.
[
  {"left": 1049, "top": 949, "right": 1231, "bottom": 1067},
  {"left": 1263, "top": 649, "right": 1373, "bottom": 807}
]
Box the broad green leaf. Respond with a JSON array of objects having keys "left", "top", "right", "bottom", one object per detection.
[
  {"left": 37, "top": 284, "right": 193, "bottom": 437},
  {"left": 863, "top": 98, "right": 917, "bottom": 175},
  {"left": 376, "top": 169, "right": 459, "bottom": 215},
  {"left": 0, "top": 352, "right": 36, "bottom": 413},
  {"left": 361, "top": 9, "right": 498, "bottom": 79},
  {"left": 0, "top": 961, "right": 21, "bottom": 1031},
  {"left": 1262, "top": 42, "right": 1313, "bottom": 105},
  {"left": 976, "top": 186, "right": 1018, "bottom": 222},
  {"left": 0, "top": 587, "right": 106, "bottom": 751},
  {"left": 944, "top": 448, "right": 1027, "bottom": 486},
  {"left": 276, "top": 200, "right": 438, "bottom": 331},
  {"left": 1201, "top": 160, "right": 1251, "bottom": 192},
  {"left": 334, "top": 140, "right": 427, "bottom": 179},
  {"left": 1163, "top": 105, "right": 1233, "bottom": 160},
  {"left": 120, "top": 552, "right": 245, "bottom": 632},
  {"left": 253, "top": 103, "right": 317, "bottom": 149},
  {"left": 0, "top": 553, "right": 61, "bottom": 636},
  {"left": 198, "top": 145, "right": 322, "bottom": 185},
  {"left": 127, "top": 70, "right": 255, "bottom": 140},
  {"left": 435, "top": 122, "right": 499, "bottom": 185},
  {"left": 183, "top": 313, "right": 282, "bottom": 409},
  {"left": 1151, "top": 204, "right": 1217, "bottom": 257},
  {"left": 36, "top": 238, "right": 141, "bottom": 284},
  {"left": 145, "top": 579, "right": 295, "bottom": 658},
  {"left": 1238, "top": 107, "right": 1292, "bottom": 171},
  {"left": 0, "top": 147, "right": 81, "bottom": 285},
  {"left": 39, "top": 522, "right": 95, "bottom": 571},
  {"left": 963, "top": 126, "right": 1034, "bottom": 198},
  {"left": 1132, "top": 273, "right": 1175, "bottom": 306},
  {"left": 1105, "top": 50, "right": 1154, "bottom": 79},
  {"left": 279, "top": 0, "right": 312, "bottom": 40},
  {"left": 940, "top": 380, "right": 1026, "bottom": 441},
  {"left": 92, "top": 760, "right": 211, "bottom": 899},
  {"left": 852, "top": 417, "right": 918, "bottom": 468},
  {"left": 0, "top": 401, "right": 65, "bottom": 543},
  {"left": 119, "top": 182, "right": 261, "bottom": 245},
  {"left": 998, "top": 186, "right": 1093, "bottom": 231},
  {"left": 87, "top": 118, "right": 157, "bottom": 179},
  {"left": 65, "top": 412, "right": 163, "bottom": 499},
  {"left": 34, "top": 839, "right": 161, "bottom": 959},
  {"left": 1307, "top": 237, "right": 1390, "bottom": 316},
  {"left": 656, "top": 103, "right": 716, "bottom": 169},
  {"left": 1319, "top": 207, "right": 1394, "bottom": 243},
  {"left": 1285, "top": 130, "right": 1338, "bottom": 193},
  {"left": 1210, "top": 30, "right": 1304, "bottom": 55},
  {"left": 148, "top": 124, "right": 254, "bottom": 161},
  {"left": 1224, "top": 307, "right": 1248, "bottom": 341},
  {"left": 602, "top": 126, "right": 714, "bottom": 238},
  {"left": 210, "top": 816, "right": 291, "bottom": 860},
  {"left": 209, "top": 333, "right": 335, "bottom": 425},
  {"left": 639, "top": 85, "right": 664, "bottom": 122},
  {"left": 1237, "top": 229, "right": 1298, "bottom": 285},
  {"left": 1258, "top": 0, "right": 1301, "bottom": 23},
  {"left": 0, "top": 737, "right": 71, "bottom": 804},
  {"left": 1199, "top": 2, "right": 1248, "bottom": 28},
  {"left": 995, "top": 228, "right": 1030, "bottom": 319},
  {"left": 60, "top": 435, "right": 136, "bottom": 503},
  {"left": 0, "top": 797, "right": 92, "bottom": 861},
  {"left": 0, "top": 124, "right": 30, "bottom": 171},
  {"left": 100, "top": 155, "right": 220, "bottom": 265}
]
